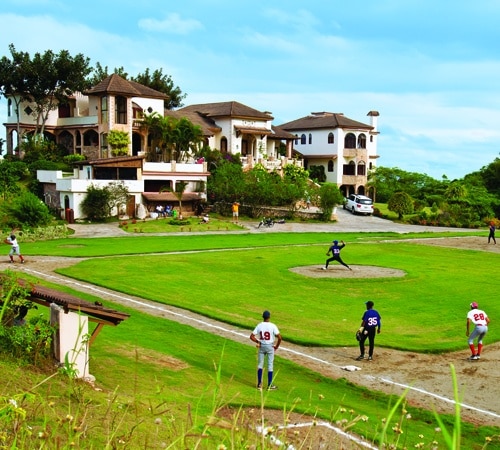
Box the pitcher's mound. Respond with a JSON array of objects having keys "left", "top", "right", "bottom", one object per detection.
[{"left": 289, "top": 265, "right": 406, "bottom": 278}]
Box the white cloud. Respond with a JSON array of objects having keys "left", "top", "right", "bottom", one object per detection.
[{"left": 138, "top": 13, "right": 203, "bottom": 34}]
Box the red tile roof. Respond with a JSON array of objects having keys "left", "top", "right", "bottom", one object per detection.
[
  {"left": 279, "top": 112, "right": 372, "bottom": 131},
  {"left": 85, "top": 74, "right": 168, "bottom": 99},
  {"left": 178, "top": 101, "right": 273, "bottom": 120}
]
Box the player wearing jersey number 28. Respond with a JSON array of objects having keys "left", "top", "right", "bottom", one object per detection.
[
  {"left": 466, "top": 302, "right": 490, "bottom": 361},
  {"left": 250, "top": 310, "right": 282, "bottom": 390}
]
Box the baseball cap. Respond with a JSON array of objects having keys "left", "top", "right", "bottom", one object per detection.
[
  {"left": 470, "top": 302, "right": 478, "bottom": 309},
  {"left": 333, "top": 240, "right": 338, "bottom": 244},
  {"left": 365, "top": 301, "right": 374, "bottom": 308},
  {"left": 262, "top": 310, "right": 271, "bottom": 319}
]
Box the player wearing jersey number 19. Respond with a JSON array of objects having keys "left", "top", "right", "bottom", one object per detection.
[
  {"left": 250, "top": 310, "right": 282, "bottom": 390},
  {"left": 466, "top": 302, "right": 490, "bottom": 360},
  {"left": 356, "top": 301, "right": 381, "bottom": 361}
]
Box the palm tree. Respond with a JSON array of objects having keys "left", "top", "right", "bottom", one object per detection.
[
  {"left": 161, "top": 181, "right": 187, "bottom": 218},
  {"left": 172, "top": 117, "right": 204, "bottom": 162}
]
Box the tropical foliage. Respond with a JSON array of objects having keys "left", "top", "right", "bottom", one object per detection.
[
  {"left": 107, "top": 129, "right": 130, "bottom": 156},
  {"left": 0, "top": 44, "right": 92, "bottom": 141},
  {"left": 370, "top": 164, "right": 500, "bottom": 227},
  {"left": 208, "top": 159, "right": 313, "bottom": 218},
  {"left": 140, "top": 113, "right": 203, "bottom": 162}
]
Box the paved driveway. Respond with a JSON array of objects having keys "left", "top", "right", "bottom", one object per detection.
[
  {"left": 246, "top": 207, "right": 475, "bottom": 234},
  {"left": 67, "top": 208, "right": 476, "bottom": 238}
]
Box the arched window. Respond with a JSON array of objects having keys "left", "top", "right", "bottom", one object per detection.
[
  {"left": 83, "top": 130, "right": 99, "bottom": 147},
  {"left": 343, "top": 160, "right": 356, "bottom": 175},
  {"left": 7, "top": 99, "right": 12, "bottom": 117},
  {"left": 294, "top": 134, "right": 299, "bottom": 145},
  {"left": 115, "top": 96, "right": 127, "bottom": 124},
  {"left": 328, "top": 160, "right": 334, "bottom": 172},
  {"left": 357, "top": 161, "right": 366, "bottom": 176},
  {"left": 357, "top": 134, "right": 366, "bottom": 149},
  {"left": 300, "top": 134, "right": 306, "bottom": 145},
  {"left": 344, "top": 133, "right": 356, "bottom": 148},
  {"left": 308, "top": 133, "right": 312, "bottom": 144},
  {"left": 328, "top": 132, "right": 334, "bottom": 144},
  {"left": 220, "top": 137, "right": 228, "bottom": 153}
]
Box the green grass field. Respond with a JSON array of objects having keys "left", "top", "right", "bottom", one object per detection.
[{"left": 5, "top": 230, "right": 499, "bottom": 448}]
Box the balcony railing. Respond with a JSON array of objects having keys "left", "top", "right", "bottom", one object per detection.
[{"left": 241, "top": 157, "right": 303, "bottom": 171}]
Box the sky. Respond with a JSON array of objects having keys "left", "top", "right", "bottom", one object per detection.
[{"left": 1, "top": 0, "right": 500, "bottom": 180}]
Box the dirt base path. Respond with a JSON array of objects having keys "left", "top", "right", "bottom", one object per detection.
[{"left": 6, "top": 229, "right": 500, "bottom": 427}]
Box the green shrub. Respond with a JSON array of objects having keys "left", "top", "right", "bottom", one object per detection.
[
  {"left": 2, "top": 191, "right": 53, "bottom": 228},
  {"left": 168, "top": 218, "right": 191, "bottom": 226}
]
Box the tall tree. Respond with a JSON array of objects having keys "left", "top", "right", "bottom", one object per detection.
[
  {"left": 0, "top": 45, "right": 32, "bottom": 149},
  {"left": 132, "top": 68, "right": 186, "bottom": 109},
  {"left": 86, "top": 62, "right": 128, "bottom": 86},
  {"left": 0, "top": 44, "right": 93, "bottom": 140}
]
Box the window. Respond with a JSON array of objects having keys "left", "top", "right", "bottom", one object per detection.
[
  {"left": 7, "top": 99, "right": 12, "bottom": 117},
  {"left": 115, "top": 96, "right": 127, "bottom": 124},
  {"left": 294, "top": 134, "right": 299, "bottom": 145},
  {"left": 220, "top": 137, "right": 228, "bottom": 153},
  {"left": 83, "top": 130, "right": 99, "bottom": 146},
  {"left": 357, "top": 161, "right": 366, "bottom": 176},
  {"left": 328, "top": 132, "right": 334, "bottom": 144},
  {"left": 343, "top": 161, "right": 356, "bottom": 175},
  {"left": 344, "top": 133, "right": 356, "bottom": 149},
  {"left": 357, "top": 134, "right": 366, "bottom": 149},
  {"left": 308, "top": 133, "right": 312, "bottom": 144},
  {"left": 58, "top": 103, "right": 70, "bottom": 118},
  {"left": 328, "top": 160, "right": 334, "bottom": 172},
  {"left": 101, "top": 97, "right": 108, "bottom": 124}
]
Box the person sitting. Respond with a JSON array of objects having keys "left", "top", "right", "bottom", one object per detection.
[{"left": 199, "top": 214, "right": 210, "bottom": 224}]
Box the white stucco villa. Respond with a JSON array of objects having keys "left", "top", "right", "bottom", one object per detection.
[
  {"left": 279, "top": 111, "right": 380, "bottom": 198},
  {"left": 3, "top": 73, "right": 379, "bottom": 219}
]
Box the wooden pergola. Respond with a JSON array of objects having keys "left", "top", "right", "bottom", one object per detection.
[{"left": 15, "top": 280, "right": 130, "bottom": 346}]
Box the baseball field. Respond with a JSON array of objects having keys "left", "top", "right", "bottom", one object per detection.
[{"left": 8, "top": 229, "right": 500, "bottom": 448}]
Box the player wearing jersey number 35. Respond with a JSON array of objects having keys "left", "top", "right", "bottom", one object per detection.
[
  {"left": 356, "top": 301, "right": 381, "bottom": 361},
  {"left": 466, "top": 302, "right": 490, "bottom": 361},
  {"left": 250, "top": 310, "right": 282, "bottom": 391}
]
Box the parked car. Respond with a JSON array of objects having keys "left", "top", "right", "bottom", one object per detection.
[{"left": 345, "top": 194, "right": 373, "bottom": 215}]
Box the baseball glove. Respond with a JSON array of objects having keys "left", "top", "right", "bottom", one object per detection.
[{"left": 355, "top": 329, "right": 362, "bottom": 342}]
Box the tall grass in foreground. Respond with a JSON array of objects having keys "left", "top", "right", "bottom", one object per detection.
[{"left": 1, "top": 353, "right": 499, "bottom": 449}]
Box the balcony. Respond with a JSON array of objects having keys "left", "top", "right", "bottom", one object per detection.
[
  {"left": 342, "top": 174, "right": 367, "bottom": 186},
  {"left": 241, "top": 156, "right": 303, "bottom": 171},
  {"left": 343, "top": 148, "right": 368, "bottom": 160}
]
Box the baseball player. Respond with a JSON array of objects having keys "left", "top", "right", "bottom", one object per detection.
[
  {"left": 466, "top": 302, "right": 490, "bottom": 360},
  {"left": 249, "top": 310, "right": 282, "bottom": 390},
  {"left": 322, "top": 239, "right": 352, "bottom": 270},
  {"left": 5, "top": 234, "right": 25, "bottom": 264},
  {"left": 356, "top": 301, "right": 381, "bottom": 361}
]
